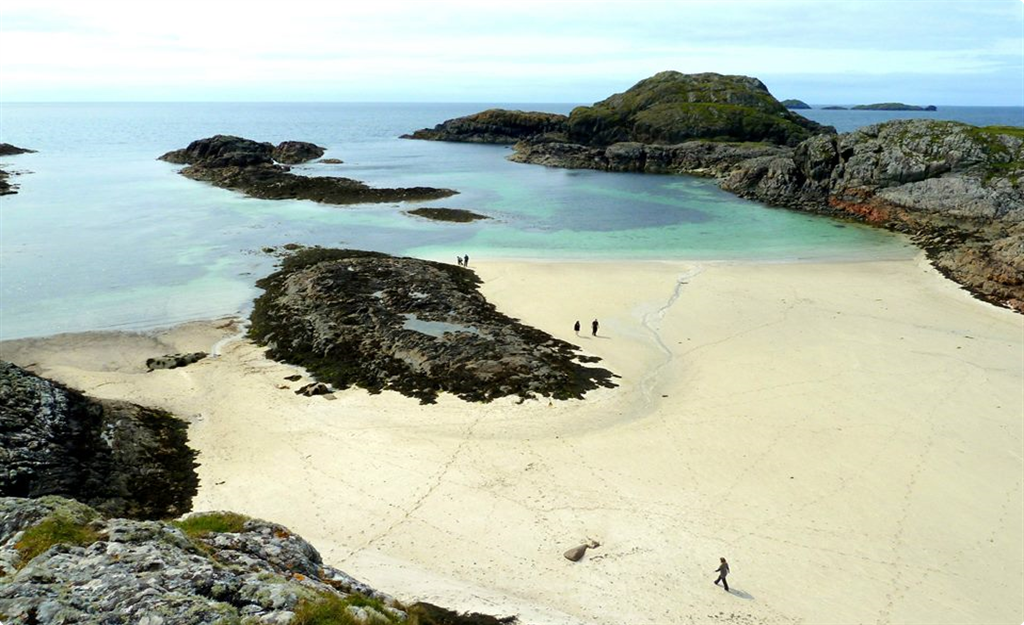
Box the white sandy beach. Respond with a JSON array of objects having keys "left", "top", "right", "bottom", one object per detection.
[{"left": 3, "top": 256, "right": 1022, "bottom": 625}]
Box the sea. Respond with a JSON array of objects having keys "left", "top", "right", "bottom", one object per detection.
[{"left": 1, "top": 103, "right": 1021, "bottom": 340}]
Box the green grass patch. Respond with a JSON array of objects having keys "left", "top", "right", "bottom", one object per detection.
[
  {"left": 172, "top": 511, "right": 249, "bottom": 538},
  {"left": 291, "top": 592, "right": 400, "bottom": 625},
  {"left": 14, "top": 514, "right": 100, "bottom": 568}
]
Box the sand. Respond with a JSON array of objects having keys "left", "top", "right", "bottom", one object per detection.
[{"left": 3, "top": 256, "right": 1022, "bottom": 624}]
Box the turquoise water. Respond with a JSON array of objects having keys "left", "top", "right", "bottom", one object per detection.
[{"left": 1, "top": 103, "right": 1019, "bottom": 339}]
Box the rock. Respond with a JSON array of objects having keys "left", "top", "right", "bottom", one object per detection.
[
  {"left": 319, "top": 158, "right": 345, "bottom": 164},
  {"left": 145, "top": 352, "right": 207, "bottom": 371},
  {"left": 781, "top": 99, "right": 811, "bottom": 109},
  {"left": 0, "top": 143, "right": 36, "bottom": 156},
  {"left": 248, "top": 248, "right": 618, "bottom": 403},
  {"left": 0, "top": 362, "right": 198, "bottom": 520},
  {"left": 160, "top": 135, "right": 456, "bottom": 205},
  {"left": 723, "top": 119, "right": 1024, "bottom": 309},
  {"left": 294, "top": 382, "right": 331, "bottom": 396},
  {"left": 272, "top": 141, "right": 326, "bottom": 164},
  {"left": 406, "top": 207, "right": 491, "bottom": 222},
  {"left": 283, "top": 374, "right": 303, "bottom": 382},
  {"left": 563, "top": 540, "right": 600, "bottom": 562},
  {"left": 403, "top": 109, "right": 568, "bottom": 144},
  {"left": 0, "top": 143, "right": 36, "bottom": 196}
]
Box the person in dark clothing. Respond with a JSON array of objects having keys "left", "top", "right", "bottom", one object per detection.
[
  {"left": 457, "top": 256, "right": 463, "bottom": 267},
  {"left": 574, "top": 320, "right": 581, "bottom": 335},
  {"left": 463, "top": 254, "right": 469, "bottom": 266},
  {"left": 591, "top": 319, "right": 599, "bottom": 336},
  {"left": 713, "top": 557, "right": 730, "bottom": 592}
]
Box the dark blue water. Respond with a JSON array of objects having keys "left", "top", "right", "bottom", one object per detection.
[{"left": 0, "top": 103, "right": 1018, "bottom": 339}]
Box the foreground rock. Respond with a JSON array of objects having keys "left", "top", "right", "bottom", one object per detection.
[
  {"left": 0, "top": 362, "right": 198, "bottom": 520},
  {"left": 407, "top": 207, "right": 491, "bottom": 222},
  {"left": 0, "top": 496, "right": 515, "bottom": 625},
  {"left": 160, "top": 135, "right": 456, "bottom": 205},
  {"left": 249, "top": 248, "right": 617, "bottom": 403},
  {"left": 720, "top": 120, "right": 1024, "bottom": 310},
  {"left": 0, "top": 143, "right": 36, "bottom": 195}
]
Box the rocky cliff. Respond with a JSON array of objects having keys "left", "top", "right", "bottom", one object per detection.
[
  {"left": 401, "top": 109, "right": 567, "bottom": 144},
  {"left": 0, "top": 362, "right": 198, "bottom": 520},
  {"left": 249, "top": 248, "right": 617, "bottom": 403},
  {"left": 0, "top": 496, "right": 514, "bottom": 625},
  {"left": 160, "top": 135, "right": 455, "bottom": 205},
  {"left": 720, "top": 120, "right": 1024, "bottom": 310}
]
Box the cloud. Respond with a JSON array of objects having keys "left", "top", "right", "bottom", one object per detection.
[{"left": 1, "top": 0, "right": 1021, "bottom": 103}]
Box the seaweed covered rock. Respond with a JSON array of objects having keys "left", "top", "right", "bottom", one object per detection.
[
  {"left": 249, "top": 249, "right": 617, "bottom": 403},
  {"left": 406, "top": 207, "right": 491, "bottom": 222},
  {"left": 0, "top": 362, "right": 198, "bottom": 520},
  {"left": 402, "top": 109, "right": 567, "bottom": 144},
  {"left": 159, "top": 135, "right": 456, "bottom": 205}
]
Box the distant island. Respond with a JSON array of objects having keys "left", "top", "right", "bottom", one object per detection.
[
  {"left": 781, "top": 99, "right": 811, "bottom": 109},
  {"left": 851, "top": 103, "right": 938, "bottom": 111},
  {"left": 405, "top": 70, "right": 1022, "bottom": 312},
  {"left": 821, "top": 105, "right": 849, "bottom": 110}
]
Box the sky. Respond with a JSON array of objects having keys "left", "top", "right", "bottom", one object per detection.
[{"left": 0, "top": 0, "right": 1021, "bottom": 105}]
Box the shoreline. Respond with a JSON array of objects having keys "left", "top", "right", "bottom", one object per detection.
[{"left": 2, "top": 257, "right": 1021, "bottom": 624}]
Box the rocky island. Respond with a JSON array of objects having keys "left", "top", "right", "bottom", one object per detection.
[
  {"left": 781, "top": 99, "right": 811, "bottom": 109},
  {"left": 160, "top": 135, "right": 456, "bottom": 205},
  {"left": 404, "top": 71, "right": 1024, "bottom": 311},
  {"left": 249, "top": 248, "right": 617, "bottom": 403},
  {"left": 406, "top": 207, "right": 490, "bottom": 222},
  {"left": 851, "top": 102, "right": 937, "bottom": 111}
]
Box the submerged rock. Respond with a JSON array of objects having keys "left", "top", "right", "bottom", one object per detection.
[
  {"left": 0, "top": 362, "right": 198, "bottom": 520},
  {"left": 248, "top": 248, "right": 618, "bottom": 403},
  {"left": 406, "top": 207, "right": 491, "bottom": 222},
  {"left": 159, "top": 135, "right": 456, "bottom": 205}
]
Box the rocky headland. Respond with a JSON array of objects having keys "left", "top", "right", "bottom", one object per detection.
[
  {"left": 159, "top": 135, "right": 456, "bottom": 205},
  {"left": 0, "top": 361, "right": 198, "bottom": 521},
  {"left": 0, "top": 143, "right": 36, "bottom": 196},
  {"left": 248, "top": 248, "right": 617, "bottom": 403},
  {"left": 404, "top": 71, "right": 1024, "bottom": 311}
]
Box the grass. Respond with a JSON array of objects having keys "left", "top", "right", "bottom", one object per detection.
[
  {"left": 172, "top": 511, "right": 249, "bottom": 538},
  {"left": 291, "top": 592, "right": 400, "bottom": 625},
  {"left": 14, "top": 513, "right": 101, "bottom": 568}
]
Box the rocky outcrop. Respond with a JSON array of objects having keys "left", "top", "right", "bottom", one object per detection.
[
  {"left": 0, "top": 362, "right": 198, "bottom": 520},
  {"left": 781, "top": 99, "right": 811, "bottom": 110},
  {"left": 402, "top": 109, "right": 567, "bottom": 144},
  {"left": 721, "top": 120, "right": 1024, "bottom": 309},
  {"left": 145, "top": 352, "right": 207, "bottom": 371},
  {"left": 511, "top": 138, "right": 788, "bottom": 177},
  {"left": 160, "top": 135, "right": 456, "bottom": 205},
  {"left": 562, "top": 71, "right": 831, "bottom": 147},
  {"left": 0, "top": 143, "right": 35, "bottom": 196},
  {"left": 271, "top": 141, "right": 325, "bottom": 164},
  {"left": 406, "top": 208, "right": 491, "bottom": 222},
  {"left": 0, "top": 144, "right": 36, "bottom": 156},
  {"left": 249, "top": 248, "right": 617, "bottom": 403},
  {"left": 0, "top": 496, "right": 515, "bottom": 625}
]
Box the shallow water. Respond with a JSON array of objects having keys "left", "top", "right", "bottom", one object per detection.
[{"left": 2, "top": 102, "right": 1018, "bottom": 339}]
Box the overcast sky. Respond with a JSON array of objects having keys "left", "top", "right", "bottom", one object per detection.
[{"left": 1, "top": 0, "right": 1021, "bottom": 105}]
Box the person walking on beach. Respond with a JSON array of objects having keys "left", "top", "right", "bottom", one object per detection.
[
  {"left": 713, "top": 557, "right": 730, "bottom": 592},
  {"left": 574, "top": 320, "right": 581, "bottom": 335},
  {"left": 591, "top": 319, "right": 599, "bottom": 336}
]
